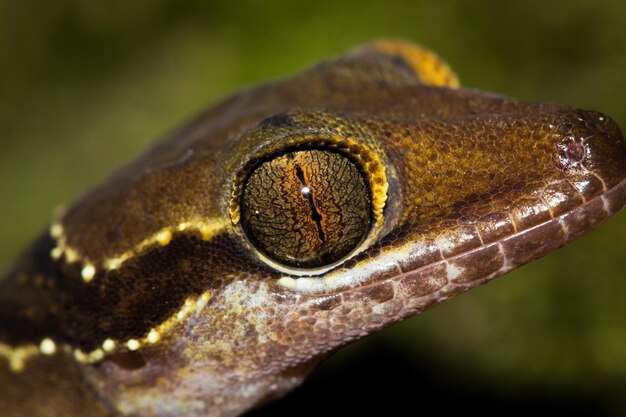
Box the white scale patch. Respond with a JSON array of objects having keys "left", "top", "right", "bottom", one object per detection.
[
  {"left": 276, "top": 243, "right": 422, "bottom": 294},
  {"left": 217, "top": 281, "right": 281, "bottom": 345},
  {"left": 278, "top": 246, "right": 409, "bottom": 294},
  {"left": 601, "top": 195, "right": 611, "bottom": 214},
  {"left": 558, "top": 217, "right": 570, "bottom": 236},
  {"left": 445, "top": 261, "right": 464, "bottom": 281},
  {"left": 434, "top": 235, "right": 456, "bottom": 254}
]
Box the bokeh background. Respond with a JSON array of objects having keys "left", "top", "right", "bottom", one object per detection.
[{"left": 1, "top": 1, "right": 625, "bottom": 415}]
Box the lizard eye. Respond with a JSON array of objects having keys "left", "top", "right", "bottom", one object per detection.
[{"left": 240, "top": 149, "right": 372, "bottom": 269}]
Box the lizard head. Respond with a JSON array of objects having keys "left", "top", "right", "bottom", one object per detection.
[{"left": 1, "top": 40, "right": 625, "bottom": 416}]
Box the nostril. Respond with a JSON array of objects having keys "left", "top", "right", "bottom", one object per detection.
[
  {"left": 565, "top": 140, "right": 586, "bottom": 163},
  {"left": 558, "top": 136, "right": 587, "bottom": 170},
  {"left": 558, "top": 109, "right": 626, "bottom": 187}
]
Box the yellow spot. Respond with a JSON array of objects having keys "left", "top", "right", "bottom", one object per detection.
[
  {"left": 0, "top": 342, "right": 41, "bottom": 373},
  {"left": 65, "top": 248, "right": 79, "bottom": 263},
  {"left": 73, "top": 349, "right": 88, "bottom": 363},
  {"left": 156, "top": 229, "right": 172, "bottom": 246},
  {"left": 105, "top": 257, "right": 125, "bottom": 271},
  {"left": 39, "top": 338, "right": 56, "bottom": 355},
  {"left": 127, "top": 339, "right": 140, "bottom": 351},
  {"left": 177, "top": 222, "right": 191, "bottom": 232},
  {"left": 147, "top": 330, "right": 160, "bottom": 344},
  {"left": 198, "top": 221, "right": 226, "bottom": 240},
  {"left": 49, "top": 223, "right": 63, "bottom": 239},
  {"left": 10, "top": 357, "right": 24, "bottom": 372},
  {"left": 50, "top": 247, "right": 63, "bottom": 260},
  {"left": 88, "top": 349, "right": 104, "bottom": 362},
  {"left": 81, "top": 264, "right": 96, "bottom": 282},
  {"left": 102, "top": 339, "right": 116, "bottom": 352}
]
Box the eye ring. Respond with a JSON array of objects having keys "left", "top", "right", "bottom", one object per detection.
[{"left": 229, "top": 133, "right": 389, "bottom": 274}]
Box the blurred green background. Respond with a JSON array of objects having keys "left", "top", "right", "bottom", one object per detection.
[{"left": 1, "top": 0, "right": 625, "bottom": 414}]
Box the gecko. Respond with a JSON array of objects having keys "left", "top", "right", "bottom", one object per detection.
[{"left": 1, "top": 40, "right": 625, "bottom": 417}]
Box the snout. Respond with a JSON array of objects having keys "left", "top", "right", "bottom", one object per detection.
[{"left": 558, "top": 110, "right": 626, "bottom": 197}]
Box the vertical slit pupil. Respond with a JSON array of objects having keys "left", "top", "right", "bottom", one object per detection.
[
  {"left": 295, "top": 165, "right": 326, "bottom": 242},
  {"left": 241, "top": 149, "right": 372, "bottom": 268}
]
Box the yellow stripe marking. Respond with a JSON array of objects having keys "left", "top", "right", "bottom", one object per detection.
[
  {"left": 103, "top": 219, "right": 227, "bottom": 271},
  {"left": 0, "top": 339, "right": 59, "bottom": 373},
  {"left": 49, "top": 218, "right": 228, "bottom": 274},
  {"left": 1, "top": 291, "right": 213, "bottom": 371}
]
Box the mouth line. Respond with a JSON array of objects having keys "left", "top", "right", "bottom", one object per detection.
[{"left": 277, "top": 174, "right": 626, "bottom": 297}]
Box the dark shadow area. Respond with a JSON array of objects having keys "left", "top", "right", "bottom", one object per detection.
[{"left": 246, "top": 340, "right": 619, "bottom": 417}]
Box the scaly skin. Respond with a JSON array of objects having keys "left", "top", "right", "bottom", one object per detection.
[{"left": 1, "top": 40, "right": 625, "bottom": 417}]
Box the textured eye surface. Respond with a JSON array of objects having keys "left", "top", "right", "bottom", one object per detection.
[{"left": 241, "top": 149, "right": 371, "bottom": 269}]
